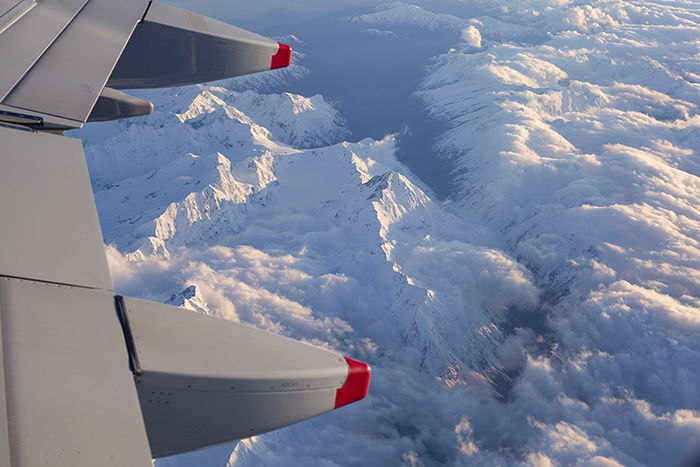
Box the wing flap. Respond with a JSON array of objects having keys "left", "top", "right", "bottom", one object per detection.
[
  {"left": 0, "top": 126, "right": 113, "bottom": 289},
  {"left": 121, "top": 296, "right": 370, "bottom": 458}
]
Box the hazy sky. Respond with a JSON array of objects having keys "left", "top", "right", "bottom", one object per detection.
[{"left": 167, "top": 0, "right": 385, "bottom": 27}]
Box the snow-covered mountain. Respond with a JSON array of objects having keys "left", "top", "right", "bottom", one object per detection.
[
  {"left": 81, "top": 81, "right": 535, "bottom": 380},
  {"left": 77, "top": 1, "right": 700, "bottom": 465}
]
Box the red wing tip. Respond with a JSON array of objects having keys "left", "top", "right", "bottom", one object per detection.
[
  {"left": 334, "top": 356, "right": 371, "bottom": 409},
  {"left": 271, "top": 42, "right": 293, "bottom": 70}
]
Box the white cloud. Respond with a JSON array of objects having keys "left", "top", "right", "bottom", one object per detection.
[
  {"left": 455, "top": 417, "right": 479, "bottom": 456},
  {"left": 461, "top": 25, "right": 482, "bottom": 48}
]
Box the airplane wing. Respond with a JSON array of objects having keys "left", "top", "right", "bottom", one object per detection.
[
  {"left": 0, "top": 2, "right": 370, "bottom": 466},
  {"left": 0, "top": 0, "right": 293, "bottom": 129}
]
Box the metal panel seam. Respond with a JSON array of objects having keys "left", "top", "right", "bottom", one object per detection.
[
  {"left": 0, "top": 274, "right": 110, "bottom": 292},
  {"left": 0, "top": 103, "right": 82, "bottom": 129},
  {"left": 0, "top": 0, "right": 36, "bottom": 36},
  {"left": 135, "top": 378, "right": 343, "bottom": 394},
  {"left": 139, "top": 0, "right": 152, "bottom": 23},
  {"left": 0, "top": 103, "right": 84, "bottom": 125},
  {"left": 115, "top": 295, "right": 142, "bottom": 375}
]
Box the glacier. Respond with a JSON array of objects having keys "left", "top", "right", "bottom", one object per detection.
[{"left": 75, "top": 0, "right": 700, "bottom": 465}]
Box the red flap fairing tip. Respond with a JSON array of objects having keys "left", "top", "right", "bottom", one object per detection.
[
  {"left": 271, "top": 43, "right": 292, "bottom": 69},
  {"left": 334, "top": 356, "right": 372, "bottom": 409}
]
